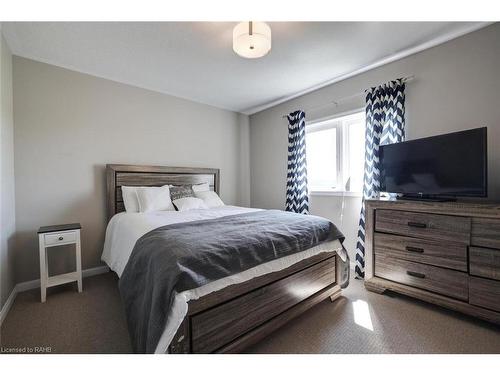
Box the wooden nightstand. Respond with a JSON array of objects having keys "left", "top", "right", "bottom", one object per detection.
[{"left": 38, "top": 223, "right": 82, "bottom": 302}]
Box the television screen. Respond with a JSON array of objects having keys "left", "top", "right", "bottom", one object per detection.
[{"left": 379, "top": 127, "right": 487, "bottom": 197}]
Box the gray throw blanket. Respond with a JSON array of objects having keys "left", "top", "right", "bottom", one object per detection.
[{"left": 119, "top": 210, "right": 345, "bottom": 353}]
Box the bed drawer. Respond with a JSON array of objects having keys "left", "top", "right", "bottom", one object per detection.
[
  {"left": 470, "top": 277, "right": 500, "bottom": 312},
  {"left": 190, "top": 256, "right": 336, "bottom": 353},
  {"left": 469, "top": 246, "right": 500, "bottom": 281},
  {"left": 374, "top": 232, "right": 467, "bottom": 271},
  {"left": 375, "top": 255, "right": 468, "bottom": 300},
  {"left": 375, "top": 209, "right": 471, "bottom": 244}
]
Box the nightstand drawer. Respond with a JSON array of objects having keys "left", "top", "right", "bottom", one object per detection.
[
  {"left": 375, "top": 209, "right": 471, "bottom": 244},
  {"left": 375, "top": 254, "right": 468, "bottom": 301},
  {"left": 374, "top": 232, "right": 467, "bottom": 271},
  {"left": 45, "top": 231, "right": 77, "bottom": 246}
]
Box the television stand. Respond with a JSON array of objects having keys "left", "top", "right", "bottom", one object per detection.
[
  {"left": 363, "top": 198, "right": 500, "bottom": 325},
  {"left": 396, "top": 194, "right": 456, "bottom": 202}
]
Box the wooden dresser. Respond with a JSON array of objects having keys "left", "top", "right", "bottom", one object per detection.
[{"left": 364, "top": 198, "right": 500, "bottom": 324}]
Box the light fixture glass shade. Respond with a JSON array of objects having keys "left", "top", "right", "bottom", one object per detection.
[{"left": 233, "top": 21, "right": 271, "bottom": 59}]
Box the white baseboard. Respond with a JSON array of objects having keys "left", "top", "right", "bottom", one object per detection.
[
  {"left": 0, "top": 286, "right": 17, "bottom": 326},
  {"left": 16, "top": 265, "right": 109, "bottom": 292},
  {"left": 0, "top": 265, "right": 109, "bottom": 326},
  {"left": 82, "top": 265, "right": 110, "bottom": 278},
  {"left": 15, "top": 278, "right": 41, "bottom": 293}
]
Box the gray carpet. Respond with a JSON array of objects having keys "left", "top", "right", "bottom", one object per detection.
[
  {"left": 1, "top": 273, "right": 132, "bottom": 353},
  {"left": 1, "top": 272, "right": 499, "bottom": 354}
]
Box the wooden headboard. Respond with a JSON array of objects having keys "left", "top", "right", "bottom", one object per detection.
[{"left": 106, "top": 164, "right": 220, "bottom": 220}]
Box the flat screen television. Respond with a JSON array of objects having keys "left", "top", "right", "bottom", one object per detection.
[{"left": 379, "top": 127, "right": 487, "bottom": 200}]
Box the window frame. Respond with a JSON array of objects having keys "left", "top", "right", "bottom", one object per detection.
[{"left": 305, "top": 108, "right": 365, "bottom": 197}]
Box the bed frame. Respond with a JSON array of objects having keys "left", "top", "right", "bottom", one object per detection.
[{"left": 106, "top": 164, "right": 342, "bottom": 353}]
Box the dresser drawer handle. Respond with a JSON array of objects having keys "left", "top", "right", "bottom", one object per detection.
[
  {"left": 406, "top": 246, "right": 424, "bottom": 253},
  {"left": 406, "top": 270, "right": 425, "bottom": 279},
  {"left": 407, "top": 221, "right": 427, "bottom": 229},
  {"left": 58, "top": 236, "right": 64, "bottom": 241}
]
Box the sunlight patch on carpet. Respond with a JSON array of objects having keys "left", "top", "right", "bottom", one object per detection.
[{"left": 353, "top": 299, "right": 373, "bottom": 331}]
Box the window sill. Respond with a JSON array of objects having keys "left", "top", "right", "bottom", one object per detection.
[{"left": 309, "top": 191, "right": 362, "bottom": 198}]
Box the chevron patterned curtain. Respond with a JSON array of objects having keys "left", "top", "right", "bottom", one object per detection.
[
  {"left": 355, "top": 79, "right": 406, "bottom": 279},
  {"left": 285, "top": 110, "right": 309, "bottom": 214}
]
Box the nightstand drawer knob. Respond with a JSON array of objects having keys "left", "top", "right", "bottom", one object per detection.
[{"left": 58, "top": 236, "right": 64, "bottom": 241}]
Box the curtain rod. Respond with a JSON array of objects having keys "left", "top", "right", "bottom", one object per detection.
[{"left": 281, "top": 75, "right": 414, "bottom": 119}]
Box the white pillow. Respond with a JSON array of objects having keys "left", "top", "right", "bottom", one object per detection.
[
  {"left": 121, "top": 186, "right": 141, "bottom": 213},
  {"left": 173, "top": 197, "right": 208, "bottom": 211},
  {"left": 192, "top": 182, "right": 210, "bottom": 193},
  {"left": 195, "top": 191, "right": 225, "bottom": 208},
  {"left": 136, "top": 186, "right": 175, "bottom": 213}
]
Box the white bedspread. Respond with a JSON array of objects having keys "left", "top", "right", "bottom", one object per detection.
[{"left": 101, "top": 206, "right": 343, "bottom": 353}]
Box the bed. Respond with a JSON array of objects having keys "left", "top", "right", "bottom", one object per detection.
[{"left": 102, "top": 164, "right": 348, "bottom": 354}]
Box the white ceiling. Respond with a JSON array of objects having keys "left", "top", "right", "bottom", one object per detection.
[{"left": 2, "top": 22, "right": 490, "bottom": 114}]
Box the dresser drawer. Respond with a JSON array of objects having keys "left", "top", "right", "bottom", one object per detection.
[
  {"left": 375, "top": 210, "right": 471, "bottom": 244},
  {"left": 471, "top": 218, "right": 500, "bottom": 250},
  {"left": 44, "top": 231, "right": 77, "bottom": 246},
  {"left": 375, "top": 255, "right": 468, "bottom": 300},
  {"left": 191, "top": 256, "right": 336, "bottom": 353},
  {"left": 374, "top": 232, "right": 467, "bottom": 271},
  {"left": 469, "top": 246, "right": 500, "bottom": 281},
  {"left": 470, "top": 277, "right": 500, "bottom": 312}
]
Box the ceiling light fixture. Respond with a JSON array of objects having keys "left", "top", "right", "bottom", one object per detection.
[{"left": 233, "top": 21, "right": 271, "bottom": 59}]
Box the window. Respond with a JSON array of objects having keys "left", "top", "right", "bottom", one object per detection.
[{"left": 305, "top": 111, "right": 365, "bottom": 194}]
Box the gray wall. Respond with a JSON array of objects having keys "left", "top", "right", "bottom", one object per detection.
[
  {"left": 249, "top": 23, "right": 500, "bottom": 261},
  {"left": 237, "top": 113, "right": 251, "bottom": 207},
  {"left": 13, "top": 57, "right": 249, "bottom": 283},
  {"left": 1, "top": 33, "right": 16, "bottom": 309},
  {"left": 6, "top": 23, "right": 500, "bottom": 286}
]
